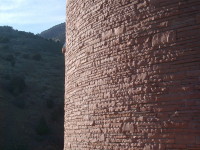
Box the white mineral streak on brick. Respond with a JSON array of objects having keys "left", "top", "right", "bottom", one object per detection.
[
  {"left": 152, "top": 30, "right": 176, "bottom": 46},
  {"left": 114, "top": 25, "right": 125, "bottom": 35},
  {"left": 102, "top": 29, "right": 113, "bottom": 40},
  {"left": 122, "top": 123, "right": 135, "bottom": 132}
]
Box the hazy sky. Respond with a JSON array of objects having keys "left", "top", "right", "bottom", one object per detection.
[{"left": 0, "top": 0, "right": 66, "bottom": 34}]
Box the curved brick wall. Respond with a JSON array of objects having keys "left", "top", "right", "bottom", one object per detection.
[{"left": 64, "top": 0, "right": 200, "bottom": 149}]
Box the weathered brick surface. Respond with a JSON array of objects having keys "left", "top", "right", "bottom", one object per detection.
[{"left": 64, "top": 0, "right": 200, "bottom": 149}]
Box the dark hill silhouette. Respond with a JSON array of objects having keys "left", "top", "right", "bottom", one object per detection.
[
  {"left": 0, "top": 25, "right": 64, "bottom": 150},
  {"left": 39, "top": 22, "right": 65, "bottom": 44}
]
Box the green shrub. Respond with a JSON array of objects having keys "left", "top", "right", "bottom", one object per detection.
[
  {"left": 51, "top": 108, "right": 58, "bottom": 121},
  {"left": 32, "top": 53, "right": 41, "bottom": 61},
  {"left": 3, "top": 45, "right": 9, "bottom": 49},
  {"left": 22, "top": 53, "right": 30, "bottom": 59},
  {"left": 6, "top": 53, "right": 14, "bottom": 61},
  {"left": 4, "top": 26, "right": 13, "bottom": 32},
  {"left": 8, "top": 34, "right": 18, "bottom": 38},
  {"left": 4, "top": 73, "right": 10, "bottom": 80},
  {"left": 13, "top": 97, "right": 25, "bottom": 109},
  {"left": 5, "top": 143, "right": 28, "bottom": 150},
  {"left": 11, "top": 60, "right": 15, "bottom": 67},
  {"left": 8, "top": 75, "right": 26, "bottom": 96},
  {"left": 18, "top": 31, "right": 26, "bottom": 35},
  {"left": 0, "top": 37, "right": 10, "bottom": 43},
  {"left": 14, "top": 51, "right": 21, "bottom": 56},
  {"left": 58, "top": 103, "right": 64, "bottom": 117},
  {"left": 13, "top": 144, "right": 28, "bottom": 150},
  {"left": 36, "top": 116, "right": 50, "bottom": 135},
  {"left": 12, "top": 87, "right": 21, "bottom": 96},
  {"left": 46, "top": 99, "right": 54, "bottom": 109}
]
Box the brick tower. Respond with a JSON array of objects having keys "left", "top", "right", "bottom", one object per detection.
[{"left": 64, "top": 0, "right": 200, "bottom": 149}]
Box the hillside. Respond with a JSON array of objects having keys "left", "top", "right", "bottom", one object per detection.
[
  {"left": 0, "top": 26, "right": 64, "bottom": 150},
  {"left": 39, "top": 23, "right": 65, "bottom": 44}
]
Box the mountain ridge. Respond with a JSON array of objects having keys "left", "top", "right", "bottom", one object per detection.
[{"left": 39, "top": 22, "right": 65, "bottom": 44}]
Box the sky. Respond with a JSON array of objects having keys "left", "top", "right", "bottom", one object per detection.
[{"left": 0, "top": 0, "right": 66, "bottom": 34}]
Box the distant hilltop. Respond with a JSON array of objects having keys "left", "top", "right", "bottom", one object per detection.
[{"left": 39, "top": 22, "right": 65, "bottom": 44}]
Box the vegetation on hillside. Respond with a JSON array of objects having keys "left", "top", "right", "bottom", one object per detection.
[
  {"left": 39, "top": 22, "right": 65, "bottom": 44},
  {"left": 0, "top": 25, "right": 65, "bottom": 150}
]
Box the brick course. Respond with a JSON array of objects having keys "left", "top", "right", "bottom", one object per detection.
[{"left": 64, "top": 0, "right": 200, "bottom": 149}]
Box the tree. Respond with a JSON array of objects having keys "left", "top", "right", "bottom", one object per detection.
[
  {"left": 36, "top": 116, "right": 50, "bottom": 135},
  {"left": 0, "top": 37, "right": 10, "bottom": 43}
]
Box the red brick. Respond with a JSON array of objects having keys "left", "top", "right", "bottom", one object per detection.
[
  {"left": 158, "top": 81, "right": 181, "bottom": 86},
  {"left": 151, "top": 87, "right": 168, "bottom": 92},
  {"left": 162, "top": 72, "right": 186, "bottom": 81},
  {"left": 135, "top": 36, "right": 150, "bottom": 44},
  {"left": 196, "top": 136, "right": 200, "bottom": 144},
  {"left": 166, "top": 144, "right": 186, "bottom": 149},
  {"left": 169, "top": 85, "right": 194, "bottom": 93},
  {"left": 186, "top": 70, "right": 200, "bottom": 76},
  {"left": 162, "top": 128, "right": 183, "bottom": 133},
  {"left": 195, "top": 85, "right": 200, "bottom": 90},
  {"left": 160, "top": 139, "right": 175, "bottom": 144},
  {"left": 153, "top": 63, "right": 169, "bottom": 70},
  {"left": 157, "top": 112, "right": 169, "bottom": 118},
  {"left": 153, "top": 105, "right": 179, "bottom": 112},
  {"left": 164, "top": 121, "right": 188, "bottom": 128},
  {"left": 175, "top": 135, "right": 196, "bottom": 144},
  {"left": 177, "top": 24, "right": 200, "bottom": 32},
  {"left": 177, "top": 28, "right": 200, "bottom": 38},
  {"left": 187, "top": 145, "right": 200, "bottom": 150},
  {"left": 156, "top": 21, "right": 170, "bottom": 28},
  {"left": 64, "top": 0, "right": 200, "bottom": 149},
  {"left": 149, "top": 0, "right": 168, "bottom": 5},
  {"left": 156, "top": 91, "right": 200, "bottom": 102},
  {"left": 148, "top": 133, "right": 175, "bottom": 138},
  {"left": 185, "top": 100, "right": 196, "bottom": 106},
  {"left": 196, "top": 14, "right": 200, "bottom": 24}
]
